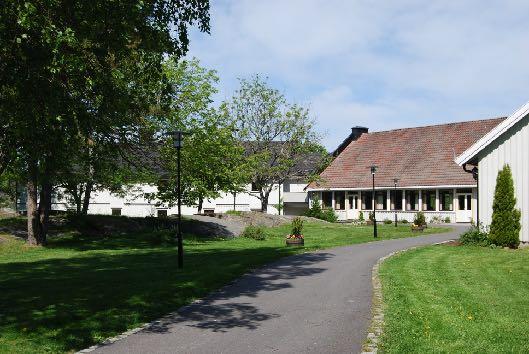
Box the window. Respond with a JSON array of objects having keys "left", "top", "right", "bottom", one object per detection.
[
  {"left": 375, "top": 191, "right": 387, "bottom": 210},
  {"left": 334, "top": 191, "right": 345, "bottom": 210},
  {"left": 362, "top": 192, "right": 373, "bottom": 210},
  {"left": 390, "top": 190, "right": 403, "bottom": 210},
  {"left": 321, "top": 191, "right": 333, "bottom": 209},
  {"left": 439, "top": 189, "right": 454, "bottom": 211},
  {"left": 111, "top": 208, "right": 122, "bottom": 216},
  {"left": 349, "top": 195, "right": 359, "bottom": 210},
  {"left": 157, "top": 209, "right": 168, "bottom": 218},
  {"left": 405, "top": 190, "right": 419, "bottom": 211},
  {"left": 251, "top": 182, "right": 259, "bottom": 192},
  {"left": 421, "top": 190, "right": 436, "bottom": 211}
]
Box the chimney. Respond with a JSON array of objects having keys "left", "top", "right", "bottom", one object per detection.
[
  {"left": 350, "top": 126, "right": 369, "bottom": 140},
  {"left": 332, "top": 126, "right": 369, "bottom": 157}
]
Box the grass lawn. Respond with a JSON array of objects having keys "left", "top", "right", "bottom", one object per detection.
[
  {"left": 379, "top": 245, "right": 529, "bottom": 353},
  {"left": 0, "top": 216, "right": 448, "bottom": 353}
]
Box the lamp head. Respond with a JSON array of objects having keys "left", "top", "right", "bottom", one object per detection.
[{"left": 370, "top": 165, "right": 378, "bottom": 175}]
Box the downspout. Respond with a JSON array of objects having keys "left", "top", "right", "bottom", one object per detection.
[{"left": 462, "top": 163, "right": 479, "bottom": 225}]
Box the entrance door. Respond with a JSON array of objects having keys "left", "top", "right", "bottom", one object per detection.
[
  {"left": 456, "top": 193, "right": 472, "bottom": 222},
  {"left": 347, "top": 193, "right": 359, "bottom": 219}
]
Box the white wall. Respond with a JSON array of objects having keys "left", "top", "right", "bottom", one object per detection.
[
  {"left": 52, "top": 181, "right": 309, "bottom": 217},
  {"left": 478, "top": 114, "right": 529, "bottom": 242}
]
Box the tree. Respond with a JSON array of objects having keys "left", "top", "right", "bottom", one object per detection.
[
  {"left": 489, "top": 165, "right": 521, "bottom": 248},
  {"left": 0, "top": 1, "right": 210, "bottom": 245},
  {"left": 224, "top": 75, "right": 323, "bottom": 212},
  {"left": 152, "top": 59, "right": 250, "bottom": 212}
]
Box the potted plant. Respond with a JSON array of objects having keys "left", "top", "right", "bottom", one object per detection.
[
  {"left": 412, "top": 211, "right": 427, "bottom": 232},
  {"left": 286, "top": 217, "right": 304, "bottom": 246}
]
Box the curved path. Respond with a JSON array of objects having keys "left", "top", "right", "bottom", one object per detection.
[{"left": 91, "top": 226, "right": 465, "bottom": 354}]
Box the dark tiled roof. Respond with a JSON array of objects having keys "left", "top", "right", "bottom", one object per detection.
[{"left": 309, "top": 117, "right": 506, "bottom": 189}]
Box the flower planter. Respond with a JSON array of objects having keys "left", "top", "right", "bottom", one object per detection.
[
  {"left": 286, "top": 235, "right": 304, "bottom": 246},
  {"left": 411, "top": 224, "right": 426, "bottom": 232}
]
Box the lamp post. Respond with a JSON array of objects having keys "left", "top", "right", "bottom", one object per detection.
[
  {"left": 393, "top": 178, "right": 399, "bottom": 227},
  {"left": 371, "top": 165, "right": 378, "bottom": 238},
  {"left": 169, "top": 131, "right": 185, "bottom": 269}
]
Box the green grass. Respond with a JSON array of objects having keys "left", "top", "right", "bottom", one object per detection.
[
  {"left": 380, "top": 245, "right": 529, "bottom": 353},
  {"left": 0, "top": 217, "right": 448, "bottom": 353}
]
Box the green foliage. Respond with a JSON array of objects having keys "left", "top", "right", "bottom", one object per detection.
[
  {"left": 444, "top": 216, "right": 451, "bottom": 223},
  {"left": 241, "top": 225, "right": 267, "bottom": 241},
  {"left": 358, "top": 211, "right": 365, "bottom": 222},
  {"left": 322, "top": 208, "right": 338, "bottom": 223},
  {"left": 400, "top": 219, "right": 409, "bottom": 224},
  {"left": 153, "top": 59, "right": 251, "bottom": 212},
  {"left": 225, "top": 210, "right": 243, "bottom": 216},
  {"left": 305, "top": 197, "right": 337, "bottom": 222},
  {"left": 489, "top": 165, "right": 521, "bottom": 248},
  {"left": 369, "top": 211, "right": 375, "bottom": 221},
  {"left": 384, "top": 219, "right": 393, "bottom": 225},
  {"left": 291, "top": 217, "right": 304, "bottom": 236},
  {"left": 459, "top": 225, "right": 490, "bottom": 246},
  {"left": 223, "top": 75, "right": 324, "bottom": 211},
  {"left": 305, "top": 196, "right": 323, "bottom": 218},
  {"left": 413, "top": 212, "right": 426, "bottom": 226},
  {"left": 1, "top": 0, "right": 211, "bottom": 244}
]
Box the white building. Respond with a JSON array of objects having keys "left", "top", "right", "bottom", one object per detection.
[
  {"left": 60, "top": 179, "right": 311, "bottom": 217},
  {"left": 307, "top": 119, "right": 506, "bottom": 223},
  {"left": 456, "top": 101, "right": 529, "bottom": 243}
]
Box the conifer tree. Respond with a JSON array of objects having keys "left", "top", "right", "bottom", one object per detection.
[{"left": 489, "top": 165, "right": 521, "bottom": 248}]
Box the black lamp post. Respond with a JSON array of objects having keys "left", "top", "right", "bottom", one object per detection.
[
  {"left": 169, "top": 131, "right": 185, "bottom": 269},
  {"left": 393, "top": 178, "right": 399, "bottom": 227},
  {"left": 371, "top": 165, "right": 378, "bottom": 238}
]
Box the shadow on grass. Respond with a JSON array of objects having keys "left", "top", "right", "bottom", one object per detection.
[{"left": 0, "top": 246, "right": 331, "bottom": 352}]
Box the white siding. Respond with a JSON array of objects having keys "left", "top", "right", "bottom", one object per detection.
[{"left": 478, "top": 114, "right": 529, "bottom": 242}]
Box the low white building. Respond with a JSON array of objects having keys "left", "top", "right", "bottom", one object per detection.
[
  {"left": 456, "top": 101, "right": 529, "bottom": 243},
  {"left": 58, "top": 179, "right": 311, "bottom": 217},
  {"left": 307, "top": 119, "right": 506, "bottom": 223}
]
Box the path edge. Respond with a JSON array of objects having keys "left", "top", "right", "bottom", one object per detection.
[{"left": 360, "top": 239, "right": 455, "bottom": 354}]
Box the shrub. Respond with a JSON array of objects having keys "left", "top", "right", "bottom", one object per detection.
[
  {"left": 225, "top": 210, "right": 243, "bottom": 216},
  {"left": 241, "top": 225, "right": 267, "bottom": 240},
  {"left": 489, "top": 165, "right": 521, "bottom": 248},
  {"left": 322, "top": 208, "right": 338, "bottom": 222},
  {"left": 400, "top": 219, "right": 409, "bottom": 224},
  {"left": 460, "top": 225, "right": 490, "bottom": 246},
  {"left": 358, "top": 211, "right": 365, "bottom": 222},
  {"left": 291, "top": 217, "right": 304, "bottom": 236},
  {"left": 305, "top": 196, "right": 338, "bottom": 222},
  {"left": 305, "top": 196, "right": 323, "bottom": 218},
  {"left": 368, "top": 211, "right": 375, "bottom": 221},
  {"left": 413, "top": 212, "right": 426, "bottom": 226},
  {"left": 444, "top": 216, "right": 451, "bottom": 223},
  {"left": 383, "top": 218, "right": 392, "bottom": 224}
]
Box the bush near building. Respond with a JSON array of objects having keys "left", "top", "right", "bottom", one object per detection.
[{"left": 489, "top": 165, "right": 521, "bottom": 248}]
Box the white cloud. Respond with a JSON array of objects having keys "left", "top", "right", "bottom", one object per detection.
[{"left": 188, "top": 0, "right": 529, "bottom": 150}]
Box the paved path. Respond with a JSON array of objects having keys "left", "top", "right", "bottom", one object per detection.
[{"left": 92, "top": 226, "right": 466, "bottom": 354}]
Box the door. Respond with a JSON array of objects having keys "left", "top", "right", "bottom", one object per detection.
[
  {"left": 456, "top": 193, "right": 472, "bottom": 222},
  {"left": 347, "top": 194, "right": 359, "bottom": 219}
]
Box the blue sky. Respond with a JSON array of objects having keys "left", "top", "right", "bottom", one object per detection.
[{"left": 187, "top": 0, "right": 529, "bottom": 150}]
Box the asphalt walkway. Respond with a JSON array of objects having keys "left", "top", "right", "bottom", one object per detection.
[{"left": 91, "top": 225, "right": 466, "bottom": 354}]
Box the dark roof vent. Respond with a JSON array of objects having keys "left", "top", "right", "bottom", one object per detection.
[{"left": 332, "top": 126, "right": 369, "bottom": 157}]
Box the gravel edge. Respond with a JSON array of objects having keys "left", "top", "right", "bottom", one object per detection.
[{"left": 360, "top": 239, "right": 455, "bottom": 354}]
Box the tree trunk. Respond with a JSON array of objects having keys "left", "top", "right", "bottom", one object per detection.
[
  {"left": 38, "top": 181, "right": 52, "bottom": 244},
  {"left": 197, "top": 197, "right": 203, "bottom": 214},
  {"left": 260, "top": 192, "right": 269, "bottom": 213},
  {"left": 81, "top": 182, "right": 92, "bottom": 215},
  {"left": 26, "top": 178, "right": 40, "bottom": 245}
]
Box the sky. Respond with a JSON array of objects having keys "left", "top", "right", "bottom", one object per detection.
[{"left": 187, "top": 0, "right": 529, "bottom": 150}]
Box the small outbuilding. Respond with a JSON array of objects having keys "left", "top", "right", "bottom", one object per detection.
[{"left": 456, "top": 101, "right": 529, "bottom": 243}]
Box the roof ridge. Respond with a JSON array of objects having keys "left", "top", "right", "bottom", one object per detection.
[{"left": 367, "top": 116, "right": 506, "bottom": 135}]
